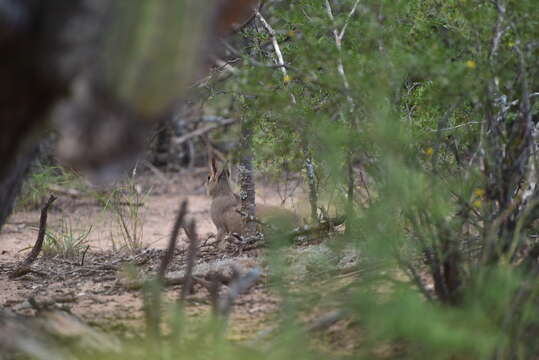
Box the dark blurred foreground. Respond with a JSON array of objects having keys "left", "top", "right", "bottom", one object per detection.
[{"left": 0, "top": 0, "right": 258, "bottom": 230}]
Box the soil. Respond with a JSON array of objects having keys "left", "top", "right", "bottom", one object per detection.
[{"left": 0, "top": 170, "right": 315, "bottom": 342}]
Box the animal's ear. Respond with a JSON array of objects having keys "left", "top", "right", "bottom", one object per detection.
[
  {"left": 218, "top": 164, "right": 230, "bottom": 180},
  {"left": 218, "top": 169, "right": 228, "bottom": 180},
  {"left": 210, "top": 156, "right": 218, "bottom": 175}
]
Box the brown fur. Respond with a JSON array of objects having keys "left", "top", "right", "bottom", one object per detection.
[{"left": 206, "top": 159, "right": 299, "bottom": 249}]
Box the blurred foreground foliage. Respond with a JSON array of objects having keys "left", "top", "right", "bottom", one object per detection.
[{"left": 201, "top": 0, "right": 539, "bottom": 358}]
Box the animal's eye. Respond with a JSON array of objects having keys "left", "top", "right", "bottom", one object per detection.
[{"left": 207, "top": 175, "right": 211, "bottom": 181}]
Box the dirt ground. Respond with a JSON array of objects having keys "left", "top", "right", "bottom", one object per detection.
[{"left": 0, "top": 170, "right": 312, "bottom": 341}]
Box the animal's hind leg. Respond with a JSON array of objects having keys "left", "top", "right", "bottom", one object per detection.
[{"left": 215, "top": 229, "right": 227, "bottom": 250}]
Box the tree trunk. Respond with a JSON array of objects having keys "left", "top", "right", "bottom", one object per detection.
[
  {"left": 302, "top": 143, "right": 318, "bottom": 223},
  {"left": 345, "top": 151, "right": 354, "bottom": 233},
  {"left": 239, "top": 117, "right": 257, "bottom": 237}
]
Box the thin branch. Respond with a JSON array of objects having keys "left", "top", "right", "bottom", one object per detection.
[
  {"left": 173, "top": 118, "right": 237, "bottom": 145},
  {"left": 158, "top": 200, "right": 188, "bottom": 280},
  {"left": 147, "top": 200, "right": 187, "bottom": 341},
  {"left": 489, "top": 0, "right": 507, "bottom": 61},
  {"left": 429, "top": 121, "right": 482, "bottom": 132},
  {"left": 405, "top": 263, "right": 434, "bottom": 302},
  {"left": 180, "top": 219, "right": 198, "bottom": 301},
  {"left": 339, "top": 0, "right": 361, "bottom": 40},
  {"left": 255, "top": 11, "right": 288, "bottom": 80},
  {"left": 324, "top": 0, "right": 355, "bottom": 108},
  {"left": 222, "top": 41, "right": 289, "bottom": 69},
  {"left": 431, "top": 102, "right": 459, "bottom": 173},
  {"left": 9, "top": 195, "right": 57, "bottom": 279}
]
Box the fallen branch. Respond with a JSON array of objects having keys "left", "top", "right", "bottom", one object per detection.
[
  {"left": 122, "top": 271, "right": 233, "bottom": 291},
  {"left": 217, "top": 266, "right": 261, "bottom": 318},
  {"left": 252, "top": 309, "right": 347, "bottom": 344},
  {"left": 9, "top": 195, "right": 57, "bottom": 279},
  {"left": 234, "top": 210, "right": 345, "bottom": 247},
  {"left": 291, "top": 215, "right": 346, "bottom": 237},
  {"left": 0, "top": 309, "right": 121, "bottom": 359},
  {"left": 307, "top": 310, "right": 346, "bottom": 332}
]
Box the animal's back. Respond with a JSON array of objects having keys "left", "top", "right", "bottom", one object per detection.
[
  {"left": 210, "top": 194, "right": 242, "bottom": 234},
  {"left": 256, "top": 203, "right": 300, "bottom": 231}
]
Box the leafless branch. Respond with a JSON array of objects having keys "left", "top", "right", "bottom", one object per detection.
[
  {"left": 9, "top": 195, "right": 57, "bottom": 279},
  {"left": 339, "top": 0, "right": 361, "bottom": 40},
  {"left": 256, "top": 10, "right": 297, "bottom": 104},
  {"left": 324, "top": 0, "right": 356, "bottom": 108},
  {"left": 122, "top": 271, "right": 233, "bottom": 291},
  {"left": 307, "top": 310, "right": 345, "bottom": 332},
  {"left": 157, "top": 200, "right": 188, "bottom": 280},
  {"left": 429, "top": 121, "right": 483, "bottom": 132},
  {"left": 180, "top": 219, "right": 199, "bottom": 301},
  {"left": 431, "top": 102, "right": 459, "bottom": 172},
  {"left": 255, "top": 11, "right": 288, "bottom": 80},
  {"left": 173, "top": 118, "right": 237, "bottom": 146},
  {"left": 147, "top": 200, "right": 187, "bottom": 340},
  {"left": 489, "top": 0, "right": 507, "bottom": 60},
  {"left": 222, "top": 41, "right": 289, "bottom": 69}
]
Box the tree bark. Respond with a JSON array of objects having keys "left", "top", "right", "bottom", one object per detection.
[
  {"left": 302, "top": 143, "right": 318, "bottom": 223},
  {"left": 345, "top": 150, "right": 354, "bottom": 233},
  {"left": 239, "top": 117, "right": 257, "bottom": 237}
]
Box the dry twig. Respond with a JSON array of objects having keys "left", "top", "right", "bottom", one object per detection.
[
  {"left": 158, "top": 200, "right": 188, "bottom": 280},
  {"left": 9, "top": 195, "right": 56, "bottom": 279},
  {"left": 173, "top": 118, "right": 237, "bottom": 146},
  {"left": 180, "top": 219, "right": 199, "bottom": 301}
]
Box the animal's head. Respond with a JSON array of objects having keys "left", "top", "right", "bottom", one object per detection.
[{"left": 206, "top": 158, "right": 231, "bottom": 197}]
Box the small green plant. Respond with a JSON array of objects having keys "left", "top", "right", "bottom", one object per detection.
[
  {"left": 18, "top": 164, "right": 88, "bottom": 210},
  {"left": 43, "top": 218, "right": 92, "bottom": 259},
  {"left": 104, "top": 175, "right": 149, "bottom": 253}
]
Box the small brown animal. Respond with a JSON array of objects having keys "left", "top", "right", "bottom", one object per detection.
[{"left": 206, "top": 159, "right": 299, "bottom": 249}]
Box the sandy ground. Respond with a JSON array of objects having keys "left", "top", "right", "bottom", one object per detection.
[
  {"left": 0, "top": 171, "right": 305, "bottom": 254},
  {"left": 0, "top": 170, "right": 306, "bottom": 340}
]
